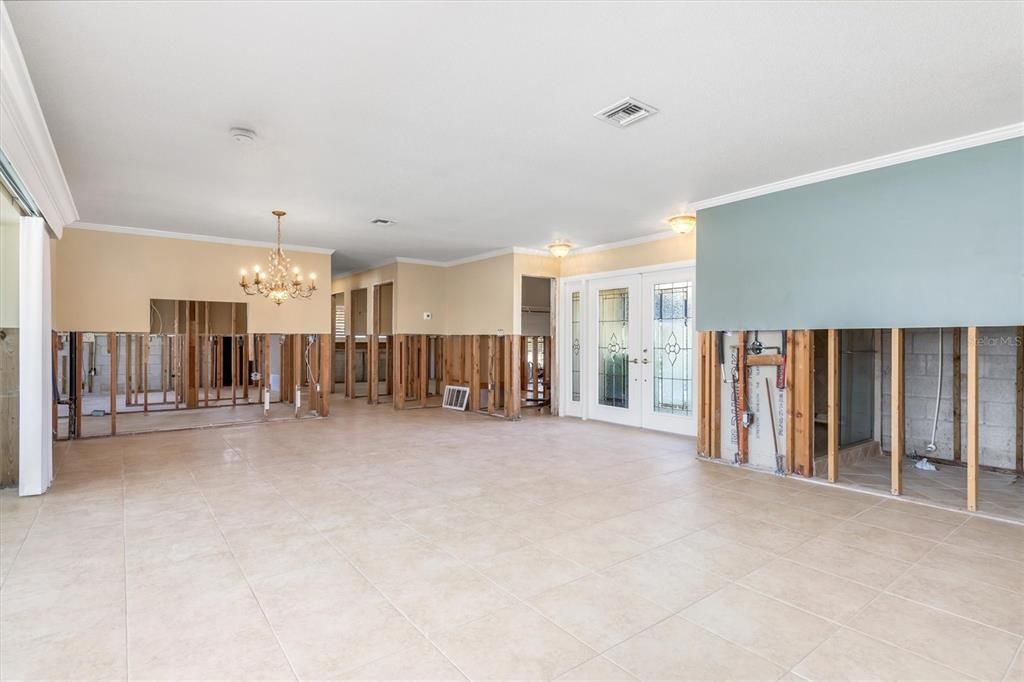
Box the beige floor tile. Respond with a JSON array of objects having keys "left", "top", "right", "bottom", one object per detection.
[
  {"left": 431, "top": 519, "right": 532, "bottom": 562},
  {"left": 555, "top": 655, "right": 638, "bottom": 681},
  {"left": 590, "top": 507, "right": 698, "bottom": 548},
  {"left": 530, "top": 573, "right": 672, "bottom": 651},
  {"left": 792, "top": 628, "right": 967, "bottom": 681},
  {"left": 848, "top": 593, "right": 1022, "bottom": 680},
  {"left": 272, "top": 598, "right": 424, "bottom": 679},
  {"left": 540, "top": 525, "right": 648, "bottom": 571},
  {"left": 128, "top": 583, "right": 293, "bottom": 680},
  {"left": 872, "top": 497, "right": 970, "bottom": 525},
  {"left": 432, "top": 603, "right": 597, "bottom": 681},
  {"left": 497, "top": 507, "right": 591, "bottom": 542},
  {"left": 706, "top": 516, "right": 814, "bottom": 554},
  {"left": 125, "top": 524, "right": 227, "bottom": 570},
  {"left": 738, "top": 557, "right": 879, "bottom": 622},
  {"left": 476, "top": 544, "right": 591, "bottom": 598},
  {"left": 785, "top": 536, "right": 913, "bottom": 589},
  {"left": 822, "top": 519, "right": 937, "bottom": 563},
  {"left": 249, "top": 558, "right": 383, "bottom": 623},
  {"left": 683, "top": 584, "right": 837, "bottom": 668},
  {"left": 604, "top": 615, "right": 784, "bottom": 681},
  {"left": 653, "top": 528, "right": 775, "bottom": 579},
  {"left": 918, "top": 542, "right": 1024, "bottom": 594},
  {"left": 1005, "top": 645, "right": 1024, "bottom": 681},
  {"left": 9, "top": 403, "right": 1023, "bottom": 682},
  {"left": 381, "top": 564, "right": 516, "bottom": 634},
  {"left": 338, "top": 638, "right": 466, "bottom": 681},
  {"left": 853, "top": 505, "right": 964, "bottom": 541},
  {"left": 945, "top": 517, "right": 1024, "bottom": 561},
  {"left": 887, "top": 565, "right": 1024, "bottom": 635},
  {"left": 0, "top": 625, "right": 127, "bottom": 681},
  {"left": 601, "top": 550, "right": 729, "bottom": 613}
]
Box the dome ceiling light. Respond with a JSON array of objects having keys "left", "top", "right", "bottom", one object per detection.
[
  {"left": 546, "top": 240, "right": 573, "bottom": 258},
  {"left": 667, "top": 214, "right": 696, "bottom": 235}
]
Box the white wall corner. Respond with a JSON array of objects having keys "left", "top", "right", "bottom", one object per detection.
[
  {"left": 18, "top": 216, "right": 53, "bottom": 496},
  {"left": 0, "top": 1, "right": 78, "bottom": 238}
]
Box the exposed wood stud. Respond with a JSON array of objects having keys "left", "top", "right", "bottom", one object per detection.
[
  {"left": 109, "top": 333, "right": 118, "bottom": 436},
  {"left": 891, "top": 328, "right": 905, "bottom": 496},
  {"left": 953, "top": 328, "right": 962, "bottom": 463},
  {"left": 292, "top": 334, "right": 303, "bottom": 413},
  {"left": 319, "top": 333, "right": 331, "bottom": 416},
  {"left": 792, "top": 330, "right": 814, "bottom": 477},
  {"left": 419, "top": 335, "right": 429, "bottom": 408},
  {"left": 470, "top": 335, "right": 481, "bottom": 412},
  {"left": 345, "top": 334, "right": 356, "bottom": 399},
  {"left": 967, "top": 327, "right": 979, "bottom": 511},
  {"left": 264, "top": 334, "right": 272, "bottom": 410},
  {"left": 785, "top": 330, "right": 795, "bottom": 472},
  {"left": 827, "top": 329, "right": 839, "bottom": 483}
]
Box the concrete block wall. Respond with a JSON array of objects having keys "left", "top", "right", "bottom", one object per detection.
[{"left": 881, "top": 327, "right": 1020, "bottom": 470}]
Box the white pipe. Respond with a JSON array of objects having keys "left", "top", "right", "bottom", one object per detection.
[{"left": 926, "top": 328, "right": 943, "bottom": 453}]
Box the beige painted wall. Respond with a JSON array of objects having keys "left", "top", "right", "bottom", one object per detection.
[
  {"left": 326, "top": 235, "right": 695, "bottom": 336},
  {"left": 0, "top": 184, "right": 20, "bottom": 328},
  {"left": 395, "top": 262, "right": 446, "bottom": 334},
  {"left": 55, "top": 228, "right": 332, "bottom": 333},
  {"left": 559, "top": 233, "right": 695, "bottom": 278},
  {"left": 444, "top": 254, "right": 516, "bottom": 335}
]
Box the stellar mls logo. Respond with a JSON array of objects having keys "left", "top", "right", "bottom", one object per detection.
[{"left": 975, "top": 335, "right": 1022, "bottom": 347}]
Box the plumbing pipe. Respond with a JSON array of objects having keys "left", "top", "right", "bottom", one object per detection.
[{"left": 926, "top": 328, "right": 943, "bottom": 453}]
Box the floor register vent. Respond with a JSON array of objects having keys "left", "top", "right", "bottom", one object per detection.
[{"left": 442, "top": 385, "right": 470, "bottom": 411}]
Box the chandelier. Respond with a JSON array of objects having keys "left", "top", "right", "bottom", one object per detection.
[{"left": 239, "top": 210, "right": 317, "bottom": 305}]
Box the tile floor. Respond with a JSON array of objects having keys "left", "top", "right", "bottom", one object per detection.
[
  {"left": 2, "top": 398, "right": 1023, "bottom": 681},
  {"left": 815, "top": 452, "right": 1024, "bottom": 523}
]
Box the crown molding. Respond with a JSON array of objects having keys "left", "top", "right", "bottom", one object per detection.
[
  {"left": 0, "top": 2, "right": 79, "bottom": 238},
  {"left": 568, "top": 230, "right": 678, "bottom": 256},
  {"left": 689, "top": 122, "right": 1024, "bottom": 212},
  {"left": 68, "top": 221, "right": 335, "bottom": 254}
]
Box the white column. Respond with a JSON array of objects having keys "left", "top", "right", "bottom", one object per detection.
[{"left": 18, "top": 216, "right": 52, "bottom": 496}]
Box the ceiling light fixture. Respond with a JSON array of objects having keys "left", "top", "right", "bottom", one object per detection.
[
  {"left": 229, "top": 127, "right": 257, "bottom": 144},
  {"left": 667, "top": 214, "right": 697, "bottom": 235},
  {"left": 239, "top": 210, "right": 317, "bottom": 305},
  {"left": 546, "top": 240, "right": 573, "bottom": 258}
]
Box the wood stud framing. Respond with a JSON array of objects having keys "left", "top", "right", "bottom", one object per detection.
[
  {"left": 826, "top": 329, "right": 839, "bottom": 483},
  {"left": 967, "top": 326, "right": 979, "bottom": 511},
  {"left": 953, "top": 328, "right": 962, "bottom": 463},
  {"left": 890, "top": 328, "right": 905, "bottom": 496}
]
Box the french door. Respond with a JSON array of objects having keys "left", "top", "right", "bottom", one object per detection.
[{"left": 564, "top": 267, "right": 697, "bottom": 435}]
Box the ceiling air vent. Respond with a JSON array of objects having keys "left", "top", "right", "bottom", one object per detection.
[
  {"left": 594, "top": 97, "right": 658, "bottom": 128},
  {"left": 370, "top": 218, "right": 397, "bottom": 225}
]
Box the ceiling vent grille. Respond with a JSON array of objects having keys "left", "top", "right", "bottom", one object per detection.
[{"left": 594, "top": 97, "right": 658, "bottom": 128}]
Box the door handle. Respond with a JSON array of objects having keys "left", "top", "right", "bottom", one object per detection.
[{"left": 628, "top": 358, "right": 650, "bottom": 365}]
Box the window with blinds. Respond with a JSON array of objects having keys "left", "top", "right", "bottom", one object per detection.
[{"left": 334, "top": 304, "right": 345, "bottom": 340}]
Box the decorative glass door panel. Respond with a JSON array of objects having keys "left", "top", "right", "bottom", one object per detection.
[
  {"left": 588, "top": 275, "right": 641, "bottom": 426},
  {"left": 571, "top": 291, "right": 581, "bottom": 402},
  {"left": 598, "top": 288, "right": 629, "bottom": 408},
  {"left": 641, "top": 269, "right": 697, "bottom": 435},
  {"left": 651, "top": 282, "right": 693, "bottom": 415}
]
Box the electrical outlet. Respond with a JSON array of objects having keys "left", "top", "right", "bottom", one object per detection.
[{"left": 423, "top": 312, "right": 432, "bottom": 320}]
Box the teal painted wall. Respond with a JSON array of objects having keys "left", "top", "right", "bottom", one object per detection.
[{"left": 696, "top": 138, "right": 1023, "bottom": 331}]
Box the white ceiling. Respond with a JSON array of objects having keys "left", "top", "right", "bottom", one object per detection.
[{"left": 8, "top": 1, "right": 1023, "bottom": 272}]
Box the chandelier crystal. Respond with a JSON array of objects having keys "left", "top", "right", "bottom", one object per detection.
[{"left": 239, "top": 210, "right": 317, "bottom": 305}]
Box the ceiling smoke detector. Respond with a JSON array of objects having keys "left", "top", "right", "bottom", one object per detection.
[
  {"left": 370, "top": 218, "right": 397, "bottom": 225},
  {"left": 229, "top": 127, "right": 257, "bottom": 144},
  {"left": 594, "top": 97, "right": 658, "bottom": 128}
]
